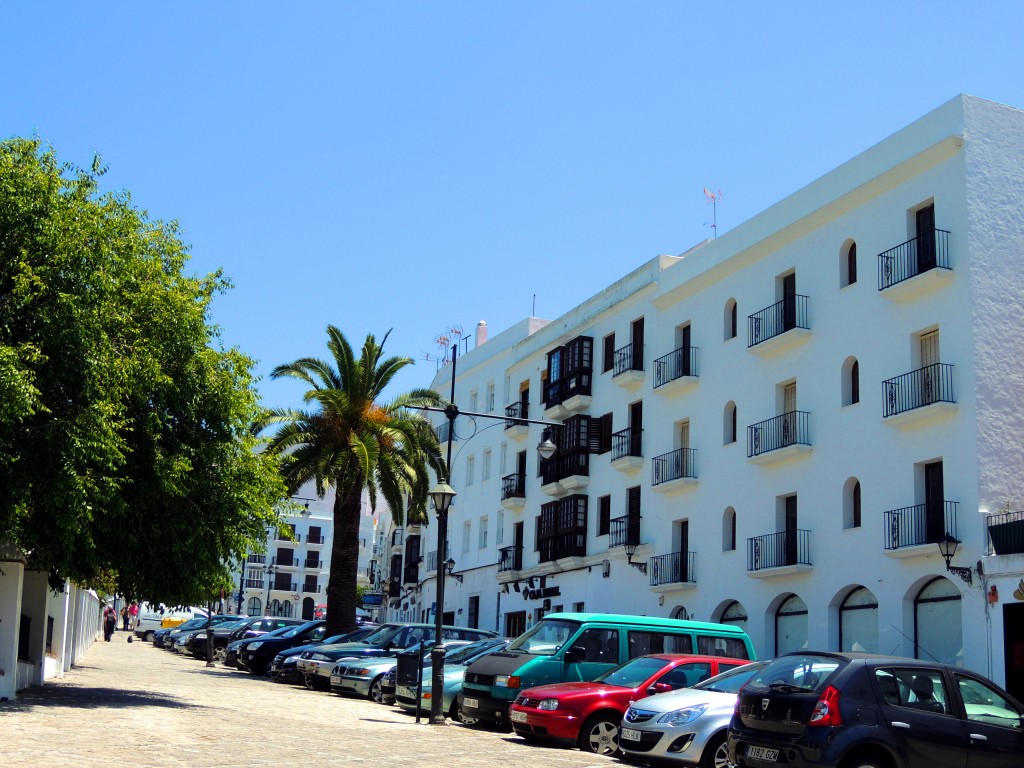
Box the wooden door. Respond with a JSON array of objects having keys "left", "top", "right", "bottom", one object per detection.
[
  {"left": 679, "top": 324, "right": 692, "bottom": 377},
  {"left": 782, "top": 273, "right": 797, "bottom": 330},
  {"left": 785, "top": 495, "right": 798, "bottom": 565},
  {"left": 920, "top": 331, "right": 939, "bottom": 405},
  {"left": 631, "top": 318, "right": 645, "bottom": 370},
  {"left": 782, "top": 382, "right": 797, "bottom": 446},
  {"left": 916, "top": 204, "right": 936, "bottom": 272},
  {"left": 924, "top": 461, "right": 945, "bottom": 543}
]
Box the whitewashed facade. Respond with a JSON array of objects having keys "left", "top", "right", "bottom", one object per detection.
[{"left": 396, "top": 95, "right": 1024, "bottom": 698}]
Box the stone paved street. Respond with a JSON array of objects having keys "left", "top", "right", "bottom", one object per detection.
[{"left": 0, "top": 631, "right": 613, "bottom": 768}]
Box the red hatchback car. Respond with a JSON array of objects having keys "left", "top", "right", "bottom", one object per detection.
[{"left": 510, "top": 653, "right": 750, "bottom": 755}]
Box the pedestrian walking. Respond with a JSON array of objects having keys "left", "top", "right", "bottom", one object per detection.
[
  {"left": 102, "top": 604, "right": 117, "bottom": 641},
  {"left": 128, "top": 600, "right": 139, "bottom": 630},
  {"left": 121, "top": 605, "right": 130, "bottom": 632}
]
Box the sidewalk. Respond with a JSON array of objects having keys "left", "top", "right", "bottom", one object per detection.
[{"left": 0, "top": 630, "right": 610, "bottom": 768}]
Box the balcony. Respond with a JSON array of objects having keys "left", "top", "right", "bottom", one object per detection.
[
  {"left": 402, "top": 561, "right": 419, "bottom": 585},
  {"left": 747, "top": 295, "right": 810, "bottom": 354},
  {"left": 244, "top": 578, "right": 264, "bottom": 589},
  {"left": 649, "top": 551, "right": 696, "bottom": 588},
  {"left": 878, "top": 229, "right": 952, "bottom": 298},
  {"left": 747, "top": 411, "right": 811, "bottom": 464},
  {"left": 540, "top": 452, "right": 590, "bottom": 496},
  {"left": 610, "top": 427, "right": 643, "bottom": 471},
  {"left": 247, "top": 554, "right": 267, "bottom": 565},
  {"left": 543, "top": 376, "right": 593, "bottom": 419},
  {"left": 651, "top": 448, "right": 697, "bottom": 494},
  {"left": 302, "top": 558, "right": 322, "bottom": 570},
  {"left": 500, "top": 471, "right": 527, "bottom": 510},
  {"left": 390, "top": 529, "right": 404, "bottom": 550},
  {"left": 747, "top": 530, "right": 812, "bottom": 576},
  {"left": 653, "top": 346, "right": 699, "bottom": 395},
  {"left": 884, "top": 501, "right": 959, "bottom": 554},
  {"left": 301, "top": 583, "right": 321, "bottom": 594},
  {"left": 499, "top": 545, "right": 524, "bottom": 573},
  {"left": 273, "top": 530, "right": 300, "bottom": 543},
  {"left": 609, "top": 514, "right": 641, "bottom": 549},
  {"left": 307, "top": 534, "right": 325, "bottom": 545},
  {"left": 538, "top": 496, "right": 588, "bottom": 564},
  {"left": 504, "top": 402, "right": 530, "bottom": 439},
  {"left": 882, "top": 363, "right": 956, "bottom": 426},
  {"left": 988, "top": 510, "right": 1024, "bottom": 556},
  {"left": 270, "top": 581, "right": 298, "bottom": 593},
  {"left": 612, "top": 342, "right": 644, "bottom": 388}
]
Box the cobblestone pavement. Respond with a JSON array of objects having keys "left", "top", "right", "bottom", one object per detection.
[{"left": 0, "top": 631, "right": 613, "bottom": 768}]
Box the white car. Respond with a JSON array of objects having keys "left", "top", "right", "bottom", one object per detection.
[{"left": 619, "top": 660, "right": 769, "bottom": 767}]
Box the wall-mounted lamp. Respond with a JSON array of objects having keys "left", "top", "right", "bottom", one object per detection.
[
  {"left": 445, "top": 557, "right": 463, "bottom": 583},
  {"left": 513, "top": 581, "right": 521, "bottom": 593},
  {"left": 624, "top": 542, "right": 648, "bottom": 574},
  {"left": 937, "top": 533, "right": 981, "bottom": 586},
  {"left": 502, "top": 583, "right": 509, "bottom": 594},
  {"left": 526, "top": 577, "right": 536, "bottom": 589},
  {"left": 601, "top": 559, "right": 611, "bottom": 578}
]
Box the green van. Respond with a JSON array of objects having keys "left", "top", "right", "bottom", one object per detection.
[{"left": 458, "top": 612, "right": 755, "bottom": 727}]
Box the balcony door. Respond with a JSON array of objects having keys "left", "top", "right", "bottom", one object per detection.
[
  {"left": 920, "top": 330, "right": 939, "bottom": 406},
  {"left": 782, "top": 382, "right": 797, "bottom": 447},
  {"left": 513, "top": 521, "right": 524, "bottom": 570},
  {"left": 678, "top": 324, "right": 692, "bottom": 377},
  {"left": 631, "top": 317, "right": 645, "bottom": 370},
  {"left": 784, "top": 495, "right": 798, "bottom": 566},
  {"left": 782, "top": 273, "right": 797, "bottom": 331},
  {"left": 676, "top": 520, "right": 689, "bottom": 581},
  {"left": 629, "top": 401, "right": 643, "bottom": 456},
  {"left": 925, "top": 461, "right": 945, "bottom": 543},
  {"left": 679, "top": 421, "right": 691, "bottom": 477},
  {"left": 916, "top": 204, "right": 936, "bottom": 272}
]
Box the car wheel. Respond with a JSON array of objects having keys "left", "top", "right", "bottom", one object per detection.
[
  {"left": 302, "top": 674, "right": 316, "bottom": 690},
  {"left": 369, "top": 675, "right": 385, "bottom": 703},
  {"left": 699, "top": 732, "right": 729, "bottom": 768},
  {"left": 449, "top": 700, "right": 479, "bottom": 725},
  {"left": 262, "top": 660, "right": 275, "bottom": 677},
  {"left": 578, "top": 714, "right": 620, "bottom": 755},
  {"left": 840, "top": 756, "right": 892, "bottom": 768},
  {"left": 143, "top": 631, "right": 155, "bottom": 642},
  {"left": 212, "top": 645, "right": 227, "bottom": 663}
]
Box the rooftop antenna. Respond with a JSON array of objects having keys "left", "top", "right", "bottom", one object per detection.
[
  {"left": 422, "top": 325, "right": 466, "bottom": 369},
  {"left": 532, "top": 293, "right": 536, "bottom": 317},
  {"left": 704, "top": 187, "right": 722, "bottom": 239}
]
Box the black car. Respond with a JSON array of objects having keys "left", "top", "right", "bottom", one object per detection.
[
  {"left": 225, "top": 624, "right": 299, "bottom": 669},
  {"left": 152, "top": 615, "right": 236, "bottom": 648},
  {"left": 187, "top": 616, "right": 303, "bottom": 661},
  {"left": 270, "top": 625, "right": 380, "bottom": 684},
  {"left": 729, "top": 651, "right": 1024, "bottom": 768},
  {"left": 239, "top": 619, "right": 327, "bottom": 675}
]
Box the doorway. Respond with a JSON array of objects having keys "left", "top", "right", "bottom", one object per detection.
[{"left": 1003, "top": 603, "right": 1024, "bottom": 701}]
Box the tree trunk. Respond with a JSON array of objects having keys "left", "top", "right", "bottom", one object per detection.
[{"left": 325, "top": 481, "right": 362, "bottom": 636}]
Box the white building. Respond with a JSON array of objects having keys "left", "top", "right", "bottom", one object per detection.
[
  {"left": 237, "top": 487, "right": 377, "bottom": 621},
  {"left": 401, "top": 94, "right": 1024, "bottom": 699}
]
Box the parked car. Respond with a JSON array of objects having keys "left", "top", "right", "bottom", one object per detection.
[
  {"left": 134, "top": 604, "right": 208, "bottom": 641},
  {"left": 240, "top": 620, "right": 327, "bottom": 675},
  {"left": 225, "top": 624, "right": 300, "bottom": 669},
  {"left": 151, "top": 615, "right": 233, "bottom": 648},
  {"left": 166, "top": 616, "right": 245, "bottom": 654},
  {"left": 461, "top": 612, "right": 754, "bottom": 728},
  {"left": 509, "top": 653, "right": 750, "bottom": 755},
  {"left": 270, "top": 625, "right": 381, "bottom": 684},
  {"left": 314, "top": 622, "right": 497, "bottom": 665},
  {"left": 728, "top": 651, "right": 1024, "bottom": 768},
  {"left": 187, "top": 616, "right": 305, "bottom": 662},
  {"left": 328, "top": 640, "right": 472, "bottom": 701},
  {"left": 394, "top": 638, "right": 511, "bottom": 722},
  {"left": 619, "top": 659, "right": 769, "bottom": 767}
]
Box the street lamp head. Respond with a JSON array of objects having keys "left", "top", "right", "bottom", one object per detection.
[
  {"left": 445, "top": 557, "right": 456, "bottom": 574},
  {"left": 937, "top": 532, "right": 960, "bottom": 566},
  {"left": 300, "top": 502, "right": 311, "bottom": 518},
  {"left": 537, "top": 428, "right": 558, "bottom": 460},
  {"left": 429, "top": 482, "right": 457, "bottom": 514}
]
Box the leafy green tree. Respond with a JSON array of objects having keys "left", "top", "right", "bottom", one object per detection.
[
  {"left": 260, "top": 327, "right": 444, "bottom": 635},
  {"left": 0, "top": 138, "right": 286, "bottom": 604}
]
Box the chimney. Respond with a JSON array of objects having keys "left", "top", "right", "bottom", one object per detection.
[{"left": 475, "top": 320, "right": 488, "bottom": 347}]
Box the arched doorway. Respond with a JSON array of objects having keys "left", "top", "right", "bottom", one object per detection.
[
  {"left": 839, "top": 586, "right": 878, "bottom": 653},
  {"left": 775, "top": 594, "right": 808, "bottom": 655},
  {"left": 302, "top": 597, "right": 315, "bottom": 621},
  {"left": 915, "top": 576, "right": 962, "bottom": 666}
]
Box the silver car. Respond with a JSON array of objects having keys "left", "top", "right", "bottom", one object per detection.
[{"left": 619, "top": 660, "right": 768, "bottom": 767}]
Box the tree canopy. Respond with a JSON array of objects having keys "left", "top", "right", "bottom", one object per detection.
[{"left": 0, "top": 138, "right": 286, "bottom": 604}]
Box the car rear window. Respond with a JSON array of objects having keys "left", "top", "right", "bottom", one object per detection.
[
  {"left": 697, "top": 635, "right": 751, "bottom": 660},
  {"left": 747, "top": 654, "right": 844, "bottom": 693}
]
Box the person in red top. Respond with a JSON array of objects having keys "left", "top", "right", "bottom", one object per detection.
[{"left": 128, "top": 600, "right": 139, "bottom": 630}]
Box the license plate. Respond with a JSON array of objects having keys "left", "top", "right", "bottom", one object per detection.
[
  {"left": 510, "top": 710, "right": 527, "bottom": 723},
  {"left": 397, "top": 686, "right": 413, "bottom": 699},
  {"left": 746, "top": 745, "right": 780, "bottom": 762},
  {"left": 463, "top": 697, "right": 478, "bottom": 709},
  {"left": 620, "top": 728, "right": 641, "bottom": 742}
]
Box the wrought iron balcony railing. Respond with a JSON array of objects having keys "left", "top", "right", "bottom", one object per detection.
[
  {"left": 884, "top": 501, "right": 958, "bottom": 550},
  {"left": 653, "top": 346, "right": 698, "bottom": 388},
  {"left": 748, "top": 295, "right": 810, "bottom": 347},
  {"left": 302, "top": 559, "right": 322, "bottom": 569},
  {"left": 270, "top": 581, "right": 298, "bottom": 592},
  {"left": 613, "top": 342, "right": 643, "bottom": 376},
  {"left": 651, "top": 448, "right": 697, "bottom": 485},
  {"left": 611, "top": 427, "right": 643, "bottom": 462},
  {"left": 244, "top": 578, "right": 263, "bottom": 589},
  {"left": 499, "top": 545, "right": 523, "bottom": 572},
  {"left": 988, "top": 509, "right": 1024, "bottom": 556},
  {"left": 877, "top": 229, "right": 951, "bottom": 290},
  {"left": 882, "top": 363, "right": 955, "bottom": 417},
  {"left": 504, "top": 401, "right": 529, "bottom": 428},
  {"left": 747, "top": 530, "right": 811, "bottom": 571},
  {"left": 501, "top": 471, "right": 526, "bottom": 501},
  {"left": 649, "top": 551, "right": 696, "bottom": 586},
  {"left": 247, "top": 554, "right": 266, "bottom": 565},
  {"left": 747, "top": 411, "right": 811, "bottom": 458},
  {"left": 609, "top": 514, "right": 641, "bottom": 549}
]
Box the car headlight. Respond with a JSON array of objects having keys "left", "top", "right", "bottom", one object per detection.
[
  {"left": 248, "top": 642, "right": 263, "bottom": 650},
  {"left": 311, "top": 653, "right": 331, "bottom": 661},
  {"left": 538, "top": 699, "right": 560, "bottom": 711},
  {"left": 658, "top": 703, "right": 709, "bottom": 726},
  {"left": 494, "top": 675, "right": 521, "bottom": 688},
  {"left": 349, "top": 668, "right": 371, "bottom": 676}
]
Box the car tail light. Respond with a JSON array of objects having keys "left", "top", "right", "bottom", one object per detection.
[{"left": 808, "top": 685, "right": 842, "bottom": 727}]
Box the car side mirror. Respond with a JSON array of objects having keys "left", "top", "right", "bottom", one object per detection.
[
  {"left": 647, "top": 682, "right": 674, "bottom": 695},
  {"left": 565, "top": 646, "right": 586, "bottom": 664}
]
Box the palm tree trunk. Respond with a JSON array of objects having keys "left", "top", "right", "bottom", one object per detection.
[{"left": 326, "top": 481, "right": 362, "bottom": 636}]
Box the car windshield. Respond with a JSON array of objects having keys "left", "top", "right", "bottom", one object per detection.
[
  {"left": 362, "top": 625, "right": 403, "bottom": 645},
  {"left": 174, "top": 618, "right": 206, "bottom": 631},
  {"left": 748, "top": 654, "right": 844, "bottom": 693},
  {"left": 506, "top": 619, "right": 580, "bottom": 656},
  {"left": 262, "top": 625, "right": 300, "bottom": 640},
  {"left": 694, "top": 661, "right": 767, "bottom": 693},
  {"left": 447, "top": 640, "right": 503, "bottom": 665},
  {"left": 281, "top": 621, "right": 323, "bottom": 639},
  {"left": 594, "top": 656, "right": 673, "bottom": 688}
]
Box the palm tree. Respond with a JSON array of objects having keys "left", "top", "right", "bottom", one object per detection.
[{"left": 260, "top": 327, "right": 445, "bottom": 635}]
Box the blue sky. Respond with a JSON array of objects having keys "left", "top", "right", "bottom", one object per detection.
[{"left": 4, "top": 3, "right": 1023, "bottom": 411}]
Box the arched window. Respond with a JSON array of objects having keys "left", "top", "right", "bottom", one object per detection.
[
  {"left": 842, "top": 240, "right": 857, "bottom": 287},
  {"left": 724, "top": 298, "right": 738, "bottom": 340},
  {"left": 775, "top": 594, "right": 808, "bottom": 655},
  {"left": 719, "top": 600, "right": 748, "bottom": 634},
  {"left": 722, "top": 507, "right": 737, "bottom": 551},
  {"left": 281, "top": 600, "right": 293, "bottom": 618},
  {"left": 839, "top": 586, "right": 878, "bottom": 652},
  {"left": 724, "top": 401, "right": 737, "bottom": 444},
  {"left": 843, "top": 477, "right": 862, "bottom": 529},
  {"left": 842, "top": 356, "right": 860, "bottom": 406},
  {"left": 915, "top": 577, "right": 963, "bottom": 666},
  {"left": 269, "top": 599, "right": 281, "bottom": 617},
  {"left": 247, "top": 597, "right": 262, "bottom": 616}
]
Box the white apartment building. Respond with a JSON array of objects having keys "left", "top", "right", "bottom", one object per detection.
[{"left": 397, "top": 94, "right": 1024, "bottom": 698}]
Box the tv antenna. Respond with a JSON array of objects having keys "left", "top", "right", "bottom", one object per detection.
[{"left": 704, "top": 187, "right": 722, "bottom": 239}]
